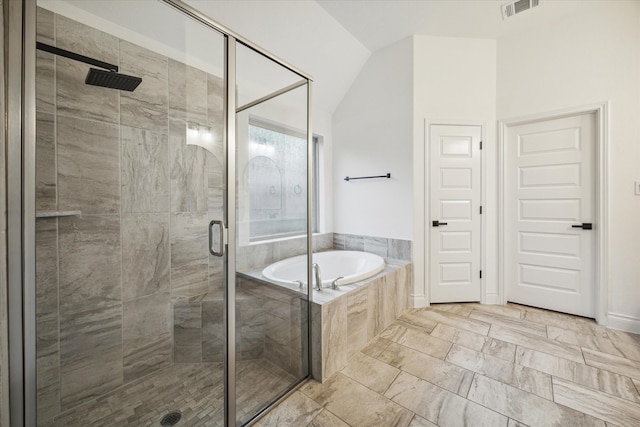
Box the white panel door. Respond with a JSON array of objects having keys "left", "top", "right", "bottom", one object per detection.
[
  {"left": 506, "top": 113, "right": 595, "bottom": 317},
  {"left": 430, "top": 125, "right": 482, "bottom": 303}
]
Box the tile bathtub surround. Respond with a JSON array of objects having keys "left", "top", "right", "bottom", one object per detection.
[
  {"left": 34, "top": 8, "right": 225, "bottom": 423},
  {"left": 260, "top": 303, "right": 640, "bottom": 427},
  {"left": 236, "top": 232, "right": 333, "bottom": 272},
  {"left": 311, "top": 261, "right": 412, "bottom": 381},
  {"left": 332, "top": 232, "right": 412, "bottom": 260}
]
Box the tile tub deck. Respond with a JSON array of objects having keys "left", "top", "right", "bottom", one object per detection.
[{"left": 243, "top": 258, "right": 413, "bottom": 382}]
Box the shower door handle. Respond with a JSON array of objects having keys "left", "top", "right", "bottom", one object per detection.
[{"left": 209, "top": 220, "right": 225, "bottom": 257}]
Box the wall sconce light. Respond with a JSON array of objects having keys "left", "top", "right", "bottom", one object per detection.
[{"left": 186, "top": 121, "right": 215, "bottom": 153}]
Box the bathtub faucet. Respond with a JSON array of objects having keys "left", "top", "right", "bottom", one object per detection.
[
  {"left": 312, "top": 263, "right": 322, "bottom": 291},
  {"left": 331, "top": 276, "right": 344, "bottom": 290}
]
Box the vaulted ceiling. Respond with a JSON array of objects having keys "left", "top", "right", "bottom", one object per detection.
[
  {"left": 50, "top": 0, "right": 618, "bottom": 114},
  {"left": 187, "top": 0, "right": 613, "bottom": 113}
]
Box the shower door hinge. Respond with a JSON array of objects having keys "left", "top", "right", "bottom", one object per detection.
[{"left": 479, "top": 270, "right": 482, "bottom": 279}]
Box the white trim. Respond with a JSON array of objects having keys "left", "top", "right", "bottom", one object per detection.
[
  {"left": 497, "top": 102, "right": 609, "bottom": 324},
  {"left": 484, "top": 293, "right": 500, "bottom": 305},
  {"left": 422, "top": 118, "right": 486, "bottom": 305},
  {"left": 412, "top": 295, "right": 429, "bottom": 308},
  {"left": 606, "top": 312, "right": 640, "bottom": 334}
]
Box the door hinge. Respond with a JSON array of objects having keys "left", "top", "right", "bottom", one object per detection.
[
  {"left": 479, "top": 206, "right": 483, "bottom": 214},
  {"left": 480, "top": 141, "right": 483, "bottom": 150},
  {"left": 479, "top": 270, "right": 482, "bottom": 279}
]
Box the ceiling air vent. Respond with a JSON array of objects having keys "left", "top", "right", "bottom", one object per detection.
[{"left": 502, "top": 0, "right": 541, "bottom": 19}]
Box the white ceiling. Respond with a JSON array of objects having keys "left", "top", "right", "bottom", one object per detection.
[
  {"left": 186, "top": 0, "right": 614, "bottom": 113},
  {"left": 316, "top": 0, "right": 612, "bottom": 52},
  {"left": 44, "top": 0, "right": 619, "bottom": 115}
]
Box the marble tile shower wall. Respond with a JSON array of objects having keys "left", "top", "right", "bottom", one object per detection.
[
  {"left": 34, "top": 8, "right": 225, "bottom": 422},
  {"left": 332, "top": 233, "right": 412, "bottom": 260}
]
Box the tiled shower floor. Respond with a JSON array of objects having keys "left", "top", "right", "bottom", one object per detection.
[
  {"left": 256, "top": 303, "right": 640, "bottom": 427},
  {"left": 42, "top": 359, "right": 296, "bottom": 426}
]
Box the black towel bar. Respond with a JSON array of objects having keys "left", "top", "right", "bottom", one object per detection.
[{"left": 344, "top": 173, "right": 391, "bottom": 182}]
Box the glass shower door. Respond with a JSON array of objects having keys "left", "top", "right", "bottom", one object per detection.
[
  {"left": 233, "top": 44, "right": 311, "bottom": 425},
  {"left": 33, "top": 2, "right": 228, "bottom": 425}
]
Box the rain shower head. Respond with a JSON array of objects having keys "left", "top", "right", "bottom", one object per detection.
[
  {"left": 85, "top": 68, "right": 142, "bottom": 92},
  {"left": 36, "top": 41, "right": 143, "bottom": 92}
]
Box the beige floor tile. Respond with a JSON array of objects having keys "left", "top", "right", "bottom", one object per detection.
[
  {"left": 446, "top": 344, "right": 552, "bottom": 399},
  {"left": 470, "top": 310, "right": 547, "bottom": 337},
  {"left": 385, "top": 371, "right": 508, "bottom": 426},
  {"left": 380, "top": 323, "right": 452, "bottom": 359},
  {"left": 307, "top": 409, "right": 350, "bottom": 427},
  {"left": 469, "top": 303, "right": 524, "bottom": 319},
  {"left": 482, "top": 337, "right": 517, "bottom": 362},
  {"left": 508, "top": 418, "right": 530, "bottom": 427},
  {"left": 519, "top": 307, "right": 609, "bottom": 338},
  {"left": 254, "top": 391, "right": 322, "bottom": 427},
  {"left": 583, "top": 348, "right": 640, "bottom": 380},
  {"left": 379, "top": 341, "right": 474, "bottom": 396},
  {"left": 553, "top": 377, "right": 640, "bottom": 427},
  {"left": 360, "top": 336, "right": 392, "bottom": 358},
  {"left": 340, "top": 351, "right": 400, "bottom": 394},
  {"left": 605, "top": 329, "right": 640, "bottom": 362},
  {"left": 301, "top": 373, "right": 413, "bottom": 427},
  {"left": 409, "top": 308, "right": 491, "bottom": 335},
  {"left": 489, "top": 324, "right": 584, "bottom": 363},
  {"left": 430, "top": 322, "right": 489, "bottom": 351},
  {"left": 397, "top": 310, "right": 440, "bottom": 332},
  {"left": 468, "top": 374, "right": 606, "bottom": 426},
  {"left": 409, "top": 414, "right": 438, "bottom": 426},
  {"left": 547, "top": 325, "right": 624, "bottom": 357},
  {"left": 271, "top": 304, "right": 640, "bottom": 427},
  {"left": 428, "top": 303, "right": 474, "bottom": 317},
  {"left": 516, "top": 346, "right": 640, "bottom": 403},
  {"left": 606, "top": 328, "right": 640, "bottom": 346}
]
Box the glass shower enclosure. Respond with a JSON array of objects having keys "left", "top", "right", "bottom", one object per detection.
[{"left": 8, "top": 0, "right": 312, "bottom": 425}]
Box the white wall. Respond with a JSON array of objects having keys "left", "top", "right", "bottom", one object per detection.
[
  {"left": 332, "top": 34, "right": 496, "bottom": 306},
  {"left": 412, "top": 36, "right": 497, "bottom": 306},
  {"left": 497, "top": 2, "right": 640, "bottom": 331},
  {"left": 332, "top": 37, "right": 414, "bottom": 240}
]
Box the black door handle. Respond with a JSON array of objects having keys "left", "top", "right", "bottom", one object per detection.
[
  {"left": 572, "top": 223, "right": 593, "bottom": 230},
  {"left": 432, "top": 220, "right": 448, "bottom": 227}
]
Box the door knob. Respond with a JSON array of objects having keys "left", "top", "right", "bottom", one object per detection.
[
  {"left": 571, "top": 223, "right": 593, "bottom": 230},
  {"left": 432, "top": 220, "right": 448, "bottom": 227}
]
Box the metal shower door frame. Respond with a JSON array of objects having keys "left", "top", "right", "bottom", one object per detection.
[{"left": 6, "top": 0, "right": 313, "bottom": 426}]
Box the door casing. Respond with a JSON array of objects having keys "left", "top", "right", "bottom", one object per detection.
[
  {"left": 428, "top": 124, "right": 483, "bottom": 303},
  {"left": 498, "top": 103, "right": 609, "bottom": 324}
]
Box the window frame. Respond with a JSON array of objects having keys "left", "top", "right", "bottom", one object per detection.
[{"left": 247, "top": 117, "right": 320, "bottom": 242}]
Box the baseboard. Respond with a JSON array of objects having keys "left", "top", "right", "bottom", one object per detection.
[
  {"left": 483, "top": 293, "right": 500, "bottom": 305},
  {"left": 605, "top": 312, "right": 640, "bottom": 334},
  {"left": 411, "top": 294, "right": 429, "bottom": 308}
]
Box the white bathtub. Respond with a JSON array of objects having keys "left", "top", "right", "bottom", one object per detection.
[{"left": 262, "top": 250, "right": 385, "bottom": 288}]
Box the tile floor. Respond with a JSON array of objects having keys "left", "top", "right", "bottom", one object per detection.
[
  {"left": 256, "top": 303, "right": 640, "bottom": 427},
  {"left": 42, "top": 359, "right": 296, "bottom": 426}
]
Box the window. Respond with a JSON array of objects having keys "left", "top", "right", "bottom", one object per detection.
[{"left": 246, "top": 119, "right": 319, "bottom": 241}]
